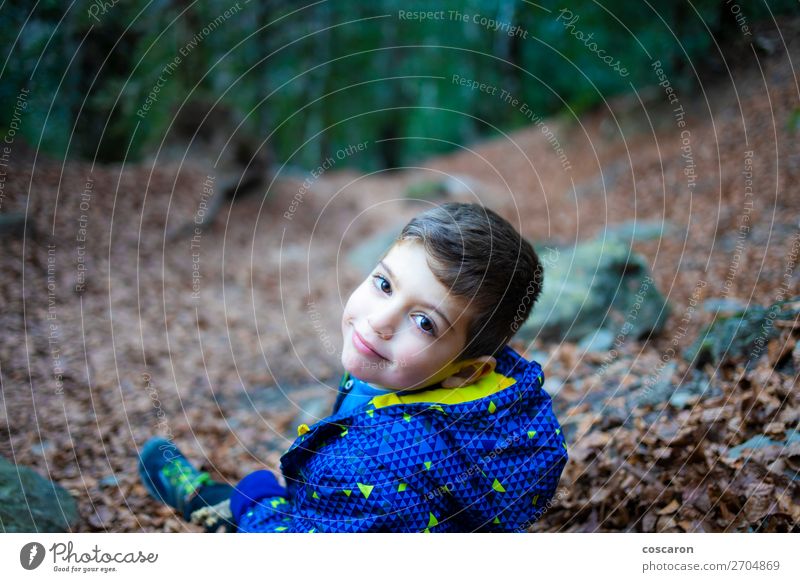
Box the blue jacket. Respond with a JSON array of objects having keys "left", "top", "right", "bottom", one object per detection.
[{"left": 231, "top": 345, "right": 568, "bottom": 532}]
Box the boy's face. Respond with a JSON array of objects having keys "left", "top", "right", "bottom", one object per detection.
[{"left": 341, "top": 240, "right": 472, "bottom": 391}]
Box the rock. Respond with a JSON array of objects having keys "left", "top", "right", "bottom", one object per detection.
[
  {"left": 0, "top": 212, "right": 30, "bottom": 239},
  {"left": 525, "top": 349, "right": 551, "bottom": 366},
  {"left": 726, "top": 430, "right": 800, "bottom": 461},
  {"left": 669, "top": 370, "right": 721, "bottom": 409},
  {"left": 519, "top": 236, "right": 670, "bottom": 343},
  {"left": 542, "top": 376, "right": 564, "bottom": 398},
  {"left": 684, "top": 296, "right": 799, "bottom": 368},
  {"left": 794, "top": 341, "right": 800, "bottom": 373},
  {"left": 347, "top": 229, "right": 402, "bottom": 277},
  {"left": 293, "top": 396, "right": 334, "bottom": 429},
  {"left": 30, "top": 440, "right": 54, "bottom": 458},
  {"left": 702, "top": 298, "right": 749, "bottom": 314},
  {"left": 637, "top": 362, "right": 678, "bottom": 407},
  {"left": 569, "top": 159, "right": 626, "bottom": 199},
  {"left": 0, "top": 456, "right": 79, "bottom": 532},
  {"left": 605, "top": 219, "right": 675, "bottom": 242},
  {"left": 98, "top": 475, "right": 119, "bottom": 488},
  {"left": 577, "top": 329, "right": 615, "bottom": 352}
]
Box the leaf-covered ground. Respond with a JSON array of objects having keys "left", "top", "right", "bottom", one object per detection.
[{"left": 1, "top": 24, "right": 799, "bottom": 532}]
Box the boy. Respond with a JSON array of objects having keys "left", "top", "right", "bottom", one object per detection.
[{"left": 139, "top": 202, "right": 567, "bottom": 532}]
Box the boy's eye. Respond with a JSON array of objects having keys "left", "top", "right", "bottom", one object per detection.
[
  {"left": 413, "top": 314, "right": 436, "bottom": 336},
  {"left": 372, "top": 274, "right": 392, "bottom": 294}
]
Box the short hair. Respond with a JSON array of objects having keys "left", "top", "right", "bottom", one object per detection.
[{"left": 397, "top": 202, "right": 542, "bottom": 360}]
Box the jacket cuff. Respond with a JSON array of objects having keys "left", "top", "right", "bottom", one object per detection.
[{"left": 230, "top": 470, "right": 287, "bottom": 524}]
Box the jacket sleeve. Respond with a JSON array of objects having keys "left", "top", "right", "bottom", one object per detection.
[
  {"left": 232, "top": 444, "right": 435, "bottom": 532},
  {"left": 234, "top": 477, "right": 434, "bottom": 533},
  {"left": 445, "top": 410, "right": 569, "bottom": 532},
  {"left": 235, "top": 495, "right": 297, "bottom": 532},
  {"left": 230, "top": 470, "right": 294, "bottom": 532}
]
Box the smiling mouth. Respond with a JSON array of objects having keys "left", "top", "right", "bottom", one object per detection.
[{"left": 352, "top": 328, "right": 388, "bottom": 361}]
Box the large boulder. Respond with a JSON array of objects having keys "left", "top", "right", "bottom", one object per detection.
[
  {"left": 684, "top": 296, "right": 799, "bottom": 368},
  {"left": 0, "top": 456, "right": 79, "bottom": 532},
  {"left": 519, "top": 236, "right": 669, "bottom": 343},
  {"left": 605, "top": 219, "right": 676, "bottom": 243},
  {"left": 347, "top": 229, "right": 401, "bottom": 277}
]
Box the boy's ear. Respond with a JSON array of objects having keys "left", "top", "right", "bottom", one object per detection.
[{"left": 440, "top": 356, "right": 497, "bottom": 388}]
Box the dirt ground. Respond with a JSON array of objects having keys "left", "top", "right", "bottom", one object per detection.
[{"left": 1, "top": 27, "right": 799, "bottom": 532}]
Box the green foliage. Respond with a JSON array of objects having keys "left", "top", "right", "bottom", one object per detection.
[{"left": 1, "top": 0, "right": 798, "bottom": 169}]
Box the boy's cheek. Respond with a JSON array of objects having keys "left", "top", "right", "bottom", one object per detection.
[
  {"left": 394, "top": 342, "right": 436, "bottom": 369},
  {"left": 340, "top": 342, "right": 360, "bottom": 374},
  {"left": 345, "top": 283, "right": 368, "bottom": 309},
  {"left": 340, "top": 290, "right": 358, "bottom": 324}
]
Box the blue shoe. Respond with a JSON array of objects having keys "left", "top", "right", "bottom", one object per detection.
[{"left": 138, "top": 437, "right": 213, "bottom": 520}]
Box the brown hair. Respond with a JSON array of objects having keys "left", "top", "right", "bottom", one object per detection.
[{"left": 397, "top": 202, "right": 542, "bottom": 360}]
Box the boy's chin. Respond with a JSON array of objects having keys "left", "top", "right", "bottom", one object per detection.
[
  {"left": 340, "top": 350, "right": 373, "bottom": 377},
  {"left": 340, "top": 349, "right": 357, "bottom": 375},
  {"left": 341, "top": 351, "right": 396, "bottom": 387}
]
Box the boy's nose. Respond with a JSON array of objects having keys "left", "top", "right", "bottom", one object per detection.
[{"left": 367, "top": 311, "right": 395, "bottom": 339}]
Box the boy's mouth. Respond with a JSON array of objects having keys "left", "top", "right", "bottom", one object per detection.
[{"left": 352, "top": 328, "right": 388, "bottom": 361}]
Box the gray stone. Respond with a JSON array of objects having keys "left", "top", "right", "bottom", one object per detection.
[
  {"left": 30, "top": 440, "right": 54, "bottom": 458},
  {"left": 98, "top": 475, "right": 119, "bottom": 488},
  {"left": 605, "top": 219, "right": 674, "bottom": 242},
  {"left": 577, "top": 329, "right": 616, "bottom": 352},
  {"left": 293, "top": 396, "right": 335, "bottom": 429},
  {"left": 637, "top": 362, "right": 677, "bottom": 407},
  {"left": 519, "top": 236, "right": 670, "bottom": 343},
  {"left": 347, "top": 229, "right": 402, "bottom": 277},
  {"left": 668, "top": 390, "right": 697, "bottom": 409},
  {"left": 0, "top": 456, "right": 79, "bottom": 532},
  {"left": 0, "top": 212, "right": 29, "bottom": 239},
  {"left": 669, "top": 370, "right": 720, "bottom": 409},
  {"left": 526, "top": 349, "right": 551, "bottom": 366},
  {"left": 685, "top": 295, "right": 799, "bottom": 368},
  {"left": 542, "top": 376, "right": 564, "bottom": 398},
  {"left": 726, "top": 430, "right": 800, "bottom": 460},
  {"left": 702, "top": 298, "right": 749, "bottom": 314},
  {"left": 569, "top": 160, "right": 627, "bottom": 199}
]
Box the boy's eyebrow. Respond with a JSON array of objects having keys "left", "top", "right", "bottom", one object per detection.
[{"left": 379, "top": 260, "right": 454, "bottom": 330}]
